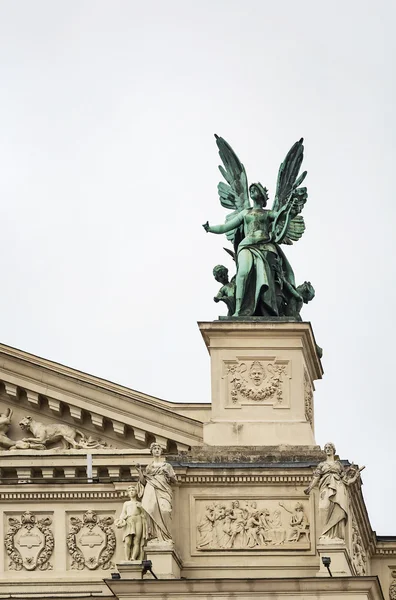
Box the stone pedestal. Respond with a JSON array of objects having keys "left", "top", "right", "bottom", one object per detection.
[
  {"left": 199, "top": 320, "right": 323, "bottom": 446},
  {"left": 316, "top": 543, "right": 353, "bottom": 577},
  {"left": 116, "top": 561, "right": 143, "bottom": 579},
  {"left": 144, "top": 543, "right": 181, "bottom": 579}
]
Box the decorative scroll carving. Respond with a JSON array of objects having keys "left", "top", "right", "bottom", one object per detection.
[
  {"left": 390, "top": 578, "right": 396, "bottom": 600},
  {"left": 351, "top": 516, "right": 366, "bottom": 575},
  {"left": 196, "top": 499, "right": 310, "bottom": 550},
  {"left": 13, "top": 416, "right": 108, "bottom": 450},
  {"left": 227, "top": 359, "right": 289, "bottom": 406},
  {"left": 304, "top": 370, "right": 313, "bottom": 426},
  {"left": 67, "top": 510, "right": 116, "bottom": 570},
  {"left": 5, "top": 511, "right": 54, "bottom": 571}
]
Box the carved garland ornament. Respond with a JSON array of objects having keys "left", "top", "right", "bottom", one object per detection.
[
  {"left": 304, "top": 370, "right": 313, "bottom": 426},
  {"left": 228, "top": 361, "right": 287, "bottom": 404},
  {"left": 390, "top": 570, "right": 396, "bottom": 600},
  {"left": 390, "top": 581, "right": 396, "bottom": 600},
  {"left": 67, "top": 510, "right": 116, "bottom": 570},
  {"left": 5, "top": 511, "right": 54, "bottom": 571},
  {"left": 351, "top": 515, "right": 366, "bottom": 575}
]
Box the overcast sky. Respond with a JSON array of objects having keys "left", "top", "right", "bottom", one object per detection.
[{"left": 0, "top": 1, "right": 395, "bottom": 535}]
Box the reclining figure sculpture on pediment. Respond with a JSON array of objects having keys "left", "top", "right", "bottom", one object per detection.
[
  {"left": 8, "top": 416, "right": 108, "bottom": 450},
  {"left": 0, "top": 408, "right": 16, "bottom": 449}
]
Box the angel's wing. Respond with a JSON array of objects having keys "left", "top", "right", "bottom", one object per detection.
[
  {"left": 271, "top": 138, "right": 308, "bottom": 245},
  {"left": 215, "top": 134, "right": 250, "bottom": 248},
  {"left": 215, "top": 134, "right": 250, "bottom": 211}
]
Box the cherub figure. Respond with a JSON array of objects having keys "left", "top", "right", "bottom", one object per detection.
[
  {"left": 213, "top": 265, "right": 236, "bottom": 316},
  {"left": 116, "top": 485, "right": 147, "bottom": 561},
  {"left": 204, "top": 135, "right": 309, "bottom": 317},
  {"left": 283, "top": 281, "right": 315, "bottom": 319}
]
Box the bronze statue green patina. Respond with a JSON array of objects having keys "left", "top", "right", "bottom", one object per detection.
[
  {"left": 213, "top": 265, "right": 236, "bottom": 316},
  {"left": 203, "top": 135, "right": 312, "bottom": 319}
]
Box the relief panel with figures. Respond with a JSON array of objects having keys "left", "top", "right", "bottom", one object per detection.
[{"left": 194, "top": 497, "right": 311, "bottom": 552}]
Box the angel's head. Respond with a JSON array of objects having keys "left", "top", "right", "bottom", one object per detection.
[
  {"left": 213, "top": 265, "right": 229, "bottom": 285},
  {"left": 249, "top": 183, "right": 269, "bottom": 207}
]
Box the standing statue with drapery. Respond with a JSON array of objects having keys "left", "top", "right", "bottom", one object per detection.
[
  {"left": 134, "top": 442, "right": 177, "bottom": 544},
  {"left": 304, "top": 443, "right": 364, "bottom": 543},
  {"left": 203, "top": 135, "right": 314, "bottom": 319}
]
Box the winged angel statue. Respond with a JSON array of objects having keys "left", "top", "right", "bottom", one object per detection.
[{"left": 203, "top": 135, "right": 313, "bottom": 318}]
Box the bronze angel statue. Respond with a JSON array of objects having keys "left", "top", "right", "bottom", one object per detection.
[{"left": 203, "top": 135, "right": 314, "bottom": 318}]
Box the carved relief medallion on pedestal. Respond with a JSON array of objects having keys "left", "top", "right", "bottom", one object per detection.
[
  {"left": 195, "top": 498, "right": 310, "bottom": 551},
  {"left": 4, "top": 511, "right": 54, "bottom": 571},
  {"left": 66, "top": 510, "right": 116, "bottom": 570},
  {"left": 225, "top": 359, "right": 290, "bottom": 407}
]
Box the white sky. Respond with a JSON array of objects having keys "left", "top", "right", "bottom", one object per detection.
[{"left": 0, "top": 1, "right": 395, "bottom": 535}]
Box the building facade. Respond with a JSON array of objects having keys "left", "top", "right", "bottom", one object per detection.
[{"left": 0, "top": 321, "right": 393, "bottom": 600}]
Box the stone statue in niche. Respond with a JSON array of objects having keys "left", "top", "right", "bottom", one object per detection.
[
  {"left": 0, "top": 408, "right": 16, "bottom": 449},
  {"left": 5, "top": 511, "right": 54, "bottom": 571},
  {"left": 116, "top": 485, "right": 147, "bottom": 561},
  {"left": 228, "top": 360, "right": 287, "bottom": 405},
  {"left": 196, "top": 499, "right": 310, "bottom": 550},
  {"left": 304, "top": 442, "right": 364, "bottom": 544},
  {"left": 133, "top": 442, "right": 177, "bottom": 544},
  {"left": 11, "top": 416, "right": 107, "bottom": 450},
  {"left": 66, "top": 510, "right": 116, "bottom": 570}
]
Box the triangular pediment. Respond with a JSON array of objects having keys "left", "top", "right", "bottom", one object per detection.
[{"left": 0, "top": 343, "right": 206, "bottom": 453}]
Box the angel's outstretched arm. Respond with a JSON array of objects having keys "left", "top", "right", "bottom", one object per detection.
[{"left": 203, "top": 211, "right": 245, "bottom": 234}]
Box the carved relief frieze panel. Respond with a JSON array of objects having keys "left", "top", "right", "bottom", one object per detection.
[
  {"left": 304, "top": 369, "right": 313, "bottom": 426},
  {"left": 4, "top": 511, "right": 54, "bottom": 571},
  {"left": 224, "top": 358, "right": 290, "bottom": 408},
  {"left": 193, "top": 497, "right": 311, "bottom": 553},
  {"left": 66, "top": 510, "right": 116, "bottom": 570}
]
